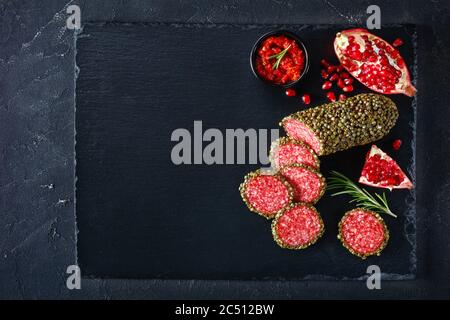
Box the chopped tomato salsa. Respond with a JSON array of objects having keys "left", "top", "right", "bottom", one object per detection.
[{"left": 255, "top": 35, "right": 305, "bottom": 85}]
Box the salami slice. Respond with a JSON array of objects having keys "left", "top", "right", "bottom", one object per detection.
[
  {"left": 279, "top": 164, "right": 326, "bottom": 204},
  {"left": 272, "top": 203, "right": 324, "bottom": 249},
  {"left": 239, "top": 170, "right": 293, "bottom": 219},
  {"left": 338, "top": 208, "right": 389, "bottom": 259},
  {"left": 269, "top": 137, "right": 320, "bottom": 170}
]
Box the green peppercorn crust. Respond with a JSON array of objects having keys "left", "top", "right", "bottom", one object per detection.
[{"left": 280, "top": 94, "right": 399, "bottom": 156}]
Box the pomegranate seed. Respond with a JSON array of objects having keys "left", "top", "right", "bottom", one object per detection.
[
  {"left": 329, "top": 73, "right": 339, "bottom": 81},
  {"left": 342, "top": 85, "right": 354, "bottom": 92},
  {"left": 320, "top": 59, "right": 330, "bottom": 67},
  {"left": 344, "top": 78, "right": 354, "bottom": 85},
  {"left": 337, "top": 78, "right": 345, "bottom": 88},
  {"left": 339, "top": 94, "right": 346, "bottom": 101},
  {"left": 392, "top": 139, "right": 402, "bottom": 150},
  {"left": 326, "top": 91, "right": 336, "bottom": 102},
  {"left": 322, "top": 81, "right": 332, "bottom": 90},
  {"left": 302, "top": 94, "right": 311, "bottom": 105},
  {"left": 285, "top": 88, "right": 296, "bottom": 97},
  {"left": 327, "top": 65, "right": 335, "bottom": 73},
  {"left": 336, "top": 65, "right": 344, "bottom": 73},
  {"left": 392, "top": 38, "right": 403, "bottom": 47},
  {"left": 321, "top": 69, "right": 329, "bottom": 79},
  {"left": 340, "top": 72, "right": 350, "bottom": 79}
]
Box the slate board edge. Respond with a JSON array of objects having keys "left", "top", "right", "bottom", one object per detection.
[{"left": 73, "top": 23, "right": 417, "bottom": 281}]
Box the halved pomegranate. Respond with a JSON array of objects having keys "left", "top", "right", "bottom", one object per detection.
[
  {"left": 334, "top": 28, "right": 416, "bottom": 97},
  {"left": 359, "top": 145, "right": 413, "bottom": 190}
]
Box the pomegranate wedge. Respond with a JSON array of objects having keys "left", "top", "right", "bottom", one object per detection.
[
  {"left": 334, "top": 28, "right": 416, "bottom": 97},
  {"left": 359, "top": 145, "right": 413, "bottom": 190}
]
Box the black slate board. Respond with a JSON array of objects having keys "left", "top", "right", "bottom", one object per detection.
[{"left": 76, "top": 23, "right": 416, "bottom": 280}]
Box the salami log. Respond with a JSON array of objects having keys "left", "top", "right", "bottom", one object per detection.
[{"left": 280, "top": 94, "right": 398, "bottom": 156}]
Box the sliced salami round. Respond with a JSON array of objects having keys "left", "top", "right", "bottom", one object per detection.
[
  {"left": 279, "top": 164, "right": 326, "bottom": 204},
  {"left": 239, "top": 170, "right": 293, "bottom": 219},
  {"left": 272, "top": 203, "right": 324, "bottom": 249},
  {"left": 269, "top": 137, "right": 320, "bottom": 171},
  {"left": 338, "top": 208, "right": 389, "bottom": 259}
]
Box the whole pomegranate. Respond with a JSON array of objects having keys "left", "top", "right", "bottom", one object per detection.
[{"left": 334, "top": 29, "right": 416, "bottom": 97}]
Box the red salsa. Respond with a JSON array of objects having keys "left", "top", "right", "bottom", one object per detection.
[{"left": 255, "top": 35, "right": 305, "bottom": 85}]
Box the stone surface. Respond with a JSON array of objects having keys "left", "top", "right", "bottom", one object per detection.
[{"left": 0, "top": 0, "right": 449, "bottom": 299}]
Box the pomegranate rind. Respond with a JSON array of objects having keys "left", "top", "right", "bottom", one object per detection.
[
  {"left": 239, "top": 169, "right": 294, "bottom": 219},
  {"left": 334, "top": 28, "right": 416, "bottom": 97},
  {"left": 358, "top": 145, "right": 414, "bottom": 190},
  {"left": 338, "top": 208, "right": 389, "bottom": 259},
  {"left": 279, "top": 163, "right": 326, "bottom": 204},
  {"left": 272, "top": 203, "right": 325, "bottom": 250},
  {"left": 280, "top": 94, "right": 398, "bottom": 156},
  {"left": 269, "top": 137, "right": 320, "bottom": 171}
]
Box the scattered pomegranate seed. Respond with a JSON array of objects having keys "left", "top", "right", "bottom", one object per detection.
[
  {"left": 326, "top": 91, "right": 336, "bottom": 102},
  {"left": 339, "top": 94, "right": 347, "bottom": 101},
  {"left": 337, "top": 78, "right": 345, "bottom": 88},
  {"left": 302, "top": 94, "right": 311, "bottom": 105},
  {"left": 342, "top": 85, "right": 354, "bottom": 92},
  {"left": 327, "top": 65, "right": 335, "bottom": 73},
  {"left": 336, "top": 65, "right": 344, "bottom": 73},
  {"left": 320, "top": 59, "right": 330, "bottom": 67},
  {"left": 329, "top": 73, "right": 339, "bottom": 81},
  {"left": 285, "top": 88, "right": 297, "bottom": 97},
  {"left": 392, "top": 38, "right": 403, "bottom": 47},
  {"left": 392, "top": 139, "right": 402, "bottom": 150},
  {"left": 340, "top": 72, "right": 350, "bottom": 79},
  {"left": 322, "top": 81, "right": 332, "bottom": 90},
  {"left": 344, "top": 78, "right": 354, "bottom": 85},
  {"left": 321, "top": 70, "right": 329, "bottom": 79}
]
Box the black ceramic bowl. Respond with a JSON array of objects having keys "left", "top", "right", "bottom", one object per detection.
[{"left": 250, "top": 30, "right": 310, "bottom": 88}]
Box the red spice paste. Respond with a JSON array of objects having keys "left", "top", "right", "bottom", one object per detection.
[{"left": 255, "top": 35, "right": 305, "bottom": 85}]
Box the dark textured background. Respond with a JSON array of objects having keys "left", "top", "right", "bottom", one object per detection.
[
  {"left": 75, "top": 23, "right": 415, "bottom": 280},
  {"left": 0, "top": 0, "right": 449, "bottom": 299}
]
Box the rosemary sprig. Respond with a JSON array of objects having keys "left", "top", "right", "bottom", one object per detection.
[
  {"left": 269, "top": 45, "right": 291, "bottom": 70},
  {"left": 327, "top": 171, "right": 397, "bottom": 218}
]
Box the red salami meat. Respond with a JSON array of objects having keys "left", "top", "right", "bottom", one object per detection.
[
  {"left": 279, "top": 164, "right": 326, "bottom": 204},
  {"left": 239, "top": 170, "right": 293, "bottom": 219},
  {"left": 272, "top": 203, "right": 324, "bottom": 249},
  {"left": 338, "top": 208, "right": 389, "bottom": 258},
  {"left": 282, "top": 117, "right": 322, "bottom": 154},
  {"left": 269, "top": 137, "right": 320, "bottom": 170}
]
